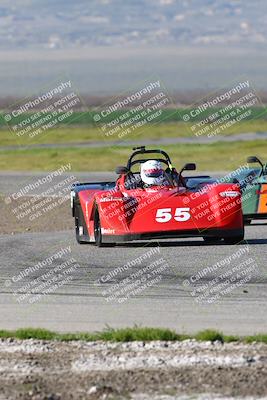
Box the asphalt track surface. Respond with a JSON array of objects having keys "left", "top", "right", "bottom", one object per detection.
[{"left": 0, "top": 172, "right": 267, "bottom": 335}]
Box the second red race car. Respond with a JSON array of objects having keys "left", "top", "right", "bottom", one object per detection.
[{"left": 71, "top": 147, "right": 244, "bottom": 246}]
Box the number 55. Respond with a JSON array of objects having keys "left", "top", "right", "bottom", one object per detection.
[
  {"left": 155, "top": 207, "right": 190, "bottom": 223},
  {"left": 174, "top": 207, "right": 190, "bottom": 221},
  {"left": 155, "top": 208, "right": 172, "bottom": 223}
]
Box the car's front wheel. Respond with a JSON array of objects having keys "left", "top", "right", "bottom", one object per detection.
[
  {"left": 94, "top": 207, "right": 116, "bottom": 247},
  {"left": 94, "top": 207, "right": 103, "bottom": 247}
]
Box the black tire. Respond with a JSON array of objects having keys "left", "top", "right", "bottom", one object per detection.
[
  {"left": 203, "top": 237, "right": 222, "bottom": 244},
  {"left": 244, "top": 219, "right": 252, "bottom": 225},
  {"left": 223, "top": 233, "right": 244, "bottom": 245},
  {"left": 94, "top": 207, "right": 104, "bottom": 247},
  {"left": 94, "top": 207, "right": 115, "bottom": 247},
  {"left": 74, "top": 205, "right": 89, "bottom": 244},
  {"left": 75, "top": 217, "right": 87, "bottom": 244}
]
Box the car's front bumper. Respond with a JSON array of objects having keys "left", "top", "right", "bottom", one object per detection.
[{"left": 102, "top": 228, "right": 244, "bottom": 243}]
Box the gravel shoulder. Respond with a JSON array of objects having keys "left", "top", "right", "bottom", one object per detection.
[
  {"left": 0, "top": 339, "right": 266, "bottom": 400},
  {"left": 0, "top": 195, "right": 72, "bottom": 234}
]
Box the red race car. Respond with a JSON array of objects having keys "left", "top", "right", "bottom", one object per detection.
[{"left": 71, "top": 147, "right": 244, "bottom": 246}]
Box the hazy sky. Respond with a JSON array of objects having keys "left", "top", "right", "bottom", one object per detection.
[{"left": 0, "top": 0, "right": 266, "bottom": 95}]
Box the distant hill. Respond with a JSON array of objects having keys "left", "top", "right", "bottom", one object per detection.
[
  {"left": 0, "top": 0, "right": 266, "bottom": 96},
  {"left": 0, "top": 0, "right": 266, "bottom": 50}
]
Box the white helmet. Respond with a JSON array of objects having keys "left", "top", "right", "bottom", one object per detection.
[{"left": 141, "top": 160, "right": 165, "bottom": 186}]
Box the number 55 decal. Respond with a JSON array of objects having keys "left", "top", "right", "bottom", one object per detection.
[{"left": 155, "top": 208, "right": 191, "bottom": 223}]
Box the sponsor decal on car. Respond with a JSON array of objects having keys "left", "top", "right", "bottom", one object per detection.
[{"left": 101, "top": 228, "right": 115, "bottom": 234}]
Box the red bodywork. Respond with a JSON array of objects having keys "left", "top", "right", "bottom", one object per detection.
[{"left": 76, "top": 173, "right": 244, "bottom": 243}]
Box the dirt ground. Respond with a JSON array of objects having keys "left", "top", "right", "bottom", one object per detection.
[
  {"left": 0, "top": 339, "right": 266, "bottom": 400},
  {"left": 0, "top": 195, "right": 72, "bottom": 235}
]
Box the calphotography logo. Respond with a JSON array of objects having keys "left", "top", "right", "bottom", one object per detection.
[
  {"left": 3, "top": 79, "right": 83, "bottom": 141},
  {"left": 93, "top": 78, "right": 173, "bottom": 142},
  {"left": 95, "top": 246, "right": 170, "bottom": 303},
  {"left": 181, "top": 245, "right": 262, "bottom": 305},
  {"left": 5, "top": 163, "right": 78, "bottom": 224},
  {"left": 180, "top": 79, "right": 264, "bottom": 140},
  {"left": 6, "top": 246, "right": 81, "bottom": 304}
]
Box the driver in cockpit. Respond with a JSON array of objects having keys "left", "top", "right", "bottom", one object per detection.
[{"left": 140, "top": 160, "right": 171, "bottom": 187}]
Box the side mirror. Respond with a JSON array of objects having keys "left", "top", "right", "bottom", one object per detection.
[
  {"left": 247, "top": 156, "right": 264, "bottom": 177},
  {"left": 182, "top": 163, "right": 196, "bottom": 171},
  {"left": 115, "top": 166, "right": 129, "bottom": 175},
  {"left": 247, "top": 156, "right": 262, "bottom": 164},
  {"left": 178, "top": 163, "right": 197, "bottom": 187}
]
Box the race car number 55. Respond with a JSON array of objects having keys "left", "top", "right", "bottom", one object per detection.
[{"left": 155, "top": 208, "right": 191, "bottom": 223}]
